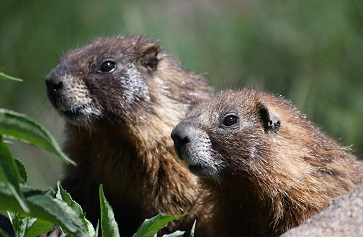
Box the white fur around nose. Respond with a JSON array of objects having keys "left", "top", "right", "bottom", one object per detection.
[{"left": 182, "top": 126, "right": 224, "bottom": 178}]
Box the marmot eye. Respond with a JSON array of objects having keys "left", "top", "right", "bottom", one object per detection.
[
  {"left": 223, "top": 115, "right": 239, "bottom": 127},
  {"left": 99, "top": 61, "right": 116, "bottom": 73}
]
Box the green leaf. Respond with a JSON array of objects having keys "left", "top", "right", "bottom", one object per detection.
[
  {"left": 0, "top": 109, "right": 75, "bottom": 165},
  {"left": 8, "top": 214, "right": 36, "bottom": 237},
  {"left": 162, "top": 230, "right": 185, "bottom": 237},
  {"left": 0, "top": 137, "right": 28, "bottom": 212},
  {"left": 56, "top": 182, "right": 83, "bottom": 216},
  {"left": 25, "top": 195, "right": 85, "bottom": 236},
  {"left": 99, "top": 184, "right": 120, "bottom": 237},
  {"left": 24, "top": 219, "right": 54, "bottom": 237},
  {"left": 132, "top": 213, "right": 187, "bottom": 237},
  {"left": 8, "top": 212, "right": 56, "bottom": 237},
  {"left": 56, "top": 182, "right": 95, "bottom": 236},
  {"left": 94, "top": 222, "right": 99, "bottom": 237},
  {"left": 189, "top": 220, "right": 196, "bottom": 237},
  {"left": 0, "top": 182, "right": 87, "bottom": 236},
  {"left": 15, "top": 159, "right": 27, "bottom": 184},
  {"left": 0, "top": 72, "right": 23, "bottom": 82}
]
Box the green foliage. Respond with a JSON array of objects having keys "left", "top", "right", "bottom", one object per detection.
[
  {"left": 0, "top": 74, "right": 191, "bottom": 237},
  {"left": 8, "top": 214, "right": 54, "bottom": 237},
  {"left": 0, "top": 109, "right": 75, "bottom": 165},
  {"left": 56, "top": 182, "right": 96, "bottom": 236},
  {"left": 0, "top": 136, "right": 28, "bottom": 213},
  {"left": 188, "top": 221, "right": 196, "bottom": 237},
  {"left": 14, "top": 159, "right": 27, "bottom": 184},
  {"left": 99, "top": 184, "right": 119, "bottom": 237},
  {"left": 0, "top": 107, "right": 75, "bottom": 217},
  {"left": 0, "top": 181, "right": 87, "bottom": 236},
  {"left": 132, "top": 213, "right": 187, "bottom": 237},
  {"left": 0, "top": 71, "right": 22, "bottom": 82}
]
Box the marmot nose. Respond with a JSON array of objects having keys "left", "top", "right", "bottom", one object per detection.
[
  {"left": 171, "top": 125, "right": 191, "bottom": 147},
  {"left": 45, "top": 74, "right": 64, "bottom": 92},
  {"left": 171, "top": 124, "right": 191, "bottom": 161},
  {"left": 45, "top": 65, "right": 67, "bottom": 92}
]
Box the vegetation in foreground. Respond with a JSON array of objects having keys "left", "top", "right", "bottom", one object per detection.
[{"left": 0, "top": 72, "right": 193, "bottom": 237}]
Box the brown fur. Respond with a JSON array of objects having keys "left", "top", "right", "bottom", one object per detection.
[
  {"left": 45, "top": 36, "right": 213, "bottom": 236},
  {"left": 171, "top": 88, "right": 363, "bottom": 237}
]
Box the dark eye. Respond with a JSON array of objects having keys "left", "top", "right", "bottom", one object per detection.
[
  {"left": 223, "top": 115, "right": 239, "bottom": 127},
  {"left": 99, "top": 61, "right": 116, "bottom": 73}
]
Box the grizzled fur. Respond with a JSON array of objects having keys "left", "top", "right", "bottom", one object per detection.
[
  {"left": 171, "top": 88, "right": 363, "bottom": 237},
  {"left": 46, "top": 36, "right": 212, "bottom": 236}
]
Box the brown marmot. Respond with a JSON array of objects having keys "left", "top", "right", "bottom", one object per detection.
[
  {"left": 171, "top": 88, "right": 363, "bottom": 237},
  {"left": 45, "top": 36, "right": 213, "bottom": 236}
]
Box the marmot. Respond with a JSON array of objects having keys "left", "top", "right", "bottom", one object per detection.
[
  {"left": 171, "top": 88, "right": 363, "bottom": 237},
  {"left": 45, "top": 36, "right": 213, "bottom": 236}
]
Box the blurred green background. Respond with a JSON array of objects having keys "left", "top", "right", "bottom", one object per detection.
[{"left": 1, "top": 0, "right": 362, "bottom": 188}]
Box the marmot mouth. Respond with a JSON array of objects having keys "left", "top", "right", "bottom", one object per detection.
[
  {"left": 62, "top": 110, "right": 82, "bottom": 119},
  {"left": 53, "top": 101, "right": 78, "bottom": 116},
  {"left": 55, "top": 101, "right": 69, "bottom": 113},
  {"left": 52, "top": 100, "right": 86, "bottom": 121},
  {"left": 47, "top": 92, "right": 75, "bottom": 115},
  {"left": 173, "top": 143, "right": 207, "bottom": 176}
]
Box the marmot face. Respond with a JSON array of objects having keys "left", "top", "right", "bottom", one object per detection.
[
  {"left": 172, "top": 89, "right": 281, "bottom": 181},
  {"left": 45, "top": 36, "right": 160, "bottom": 127}
]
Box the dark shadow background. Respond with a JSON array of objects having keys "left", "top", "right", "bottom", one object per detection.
[{"left": 1, "top": 0, "right": 362, "bottom": 188}]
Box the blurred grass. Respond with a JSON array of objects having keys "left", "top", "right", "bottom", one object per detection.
[{"left": 1, "top": 0, "right": 362, "bottom": 188}]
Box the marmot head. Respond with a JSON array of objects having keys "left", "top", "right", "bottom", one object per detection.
[
  {"left": 171, "top": 88, "right": 338, "bottom": 186},
  {"left": 46, "top": 36, "right": 211, "bottom": 138},
  {"left": 45, "top": 36, "right": 161, "bottom": 127},
  {"left": 171, "top": 88, "right": 286, "bottom": 180}
]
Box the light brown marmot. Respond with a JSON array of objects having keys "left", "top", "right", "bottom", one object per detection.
[
  {"left": 171, "top": 88, "right": 363, "bottom": 237},
  {"left": 45, "top": 36, "right": 213, "bottom": 236}
]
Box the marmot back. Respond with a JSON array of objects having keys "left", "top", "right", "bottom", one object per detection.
[
  {"left": 172, "top": 88, "right": 363, "bottom": 237},
  {"left": 46, "top": 36, "right": 213, "bottom": 236}
]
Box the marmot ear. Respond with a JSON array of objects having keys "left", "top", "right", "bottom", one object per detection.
[
  {"left": 258, "top": 103, "right": 280, "bottom": 132},
  {"left": 140, "top": 43, "right": 160, "bottom": 71}
]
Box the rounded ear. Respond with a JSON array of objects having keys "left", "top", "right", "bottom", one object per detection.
[
  {"left": 139, "top": 43, "right": 160, "bottom": 71},
  {"left": 258, "top": 103, "right": 281, "bottom": 132}
]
